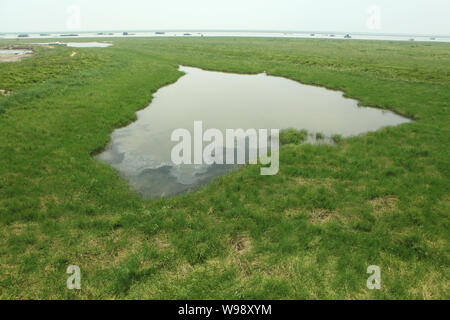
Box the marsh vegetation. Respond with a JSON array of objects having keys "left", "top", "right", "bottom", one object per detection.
[{"left": 0, "top": 37, "right": 448, "bottom": 299}]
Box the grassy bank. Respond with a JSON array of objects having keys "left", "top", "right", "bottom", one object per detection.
[{"left": 0, "top": 37, "right": 448, "bottom": 299}]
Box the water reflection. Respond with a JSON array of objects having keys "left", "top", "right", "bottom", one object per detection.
[{"left": 98, "top": 66, "right": 410, "bottom": 197}]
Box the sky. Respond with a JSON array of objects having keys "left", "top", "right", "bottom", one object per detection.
[{"left": 1, "top": 0, "right": 449, "bottom": 35}]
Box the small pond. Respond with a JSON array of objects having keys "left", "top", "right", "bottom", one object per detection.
[{"left": 98, "top": 66, "right": 410, "bottom": 197}]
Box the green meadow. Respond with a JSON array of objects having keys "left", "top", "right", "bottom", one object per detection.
[{"left": 0, "top": 37, "right": 448, "bottom": 299}]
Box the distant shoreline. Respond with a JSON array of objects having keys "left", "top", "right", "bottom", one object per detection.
[
  {"left": 2, "top": 30, "right": 450, "bottom": 38},
  {"left": 1, "top": 31, "right": 449, "bottom": 43}
]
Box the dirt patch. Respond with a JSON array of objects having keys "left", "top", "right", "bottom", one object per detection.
[
  {"left": 231, "top": 234, "right": 252, "bottom": 255},
  {"left": 0, "top": 47, "right": 33, "bottom": 63},
  {"left": 154, "top": 234, "right": 171, "bottom": 249},
  {"left": 284, "top": 208, "right": 303, "bottom": 217},
  {"left": 309, "top": 209, "right": 338, "bottom": 223}
]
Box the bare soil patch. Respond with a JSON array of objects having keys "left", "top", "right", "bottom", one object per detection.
[{"left": 0, "top": 46, "right": 33, "bottom": 62}]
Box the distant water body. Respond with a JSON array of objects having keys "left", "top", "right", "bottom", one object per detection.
[{"left": 1, "top": 31, "right": 449, "bottom": 43}]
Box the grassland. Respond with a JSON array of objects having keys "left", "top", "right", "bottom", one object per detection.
[{"left": 0, "top": 37, "right": 449, "bottom": 299}]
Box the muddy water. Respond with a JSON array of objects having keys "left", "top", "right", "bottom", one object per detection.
[{"left": 98, "top": 66, "right": 410, "bottom": 197}]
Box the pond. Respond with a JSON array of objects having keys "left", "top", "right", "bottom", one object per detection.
[{"left": 97, "top": 66, "right": 410, "bottom": 197}]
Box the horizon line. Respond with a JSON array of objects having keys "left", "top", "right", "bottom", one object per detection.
[{"left": 1, "top": 29, "right": 450, "bottom": 38}]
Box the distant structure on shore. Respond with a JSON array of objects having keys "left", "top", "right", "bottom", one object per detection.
[
  {"left": 60, "top": 34, "right": 78, "bottom": 37},
  {"left": 18, "top": 34, "right": 29, "bottom": 38},
  {"left": 344, "top": 34, "right": 352, "bottom": 39},
  {"left": 155, "top": 32, "right": 165, "bottom": 35}
]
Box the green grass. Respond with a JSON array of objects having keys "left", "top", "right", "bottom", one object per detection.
[
  {"left": 280, "top": 129, "right": 308, "bottom": 145},
  {"left": 0, "top": 37, "right": 449, "bottom": 299}
]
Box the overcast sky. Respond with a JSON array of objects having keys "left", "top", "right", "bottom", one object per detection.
[{"left": 1, "top": 0, "right": 449, "bottom": 35}]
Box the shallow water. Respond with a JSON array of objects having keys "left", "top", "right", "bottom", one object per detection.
[
  {"left": 98, "top": 66, "right": 410, "bottom": 197},
  {"left": 65, "top": 42, "right": 112, "bottom": 48},
  {"left": 0, "top": 49, "right": 33, "bottom": 55},
  {"left": 34, "top": 42, "right": 112, "bottom": 48}
]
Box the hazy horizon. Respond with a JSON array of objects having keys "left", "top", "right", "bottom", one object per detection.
[
  {"left": 2, "top": 29, "right": 450, "bottom": 38},
  {"left": 1, "top": 0, "right": 449, "bottom": 36}
]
